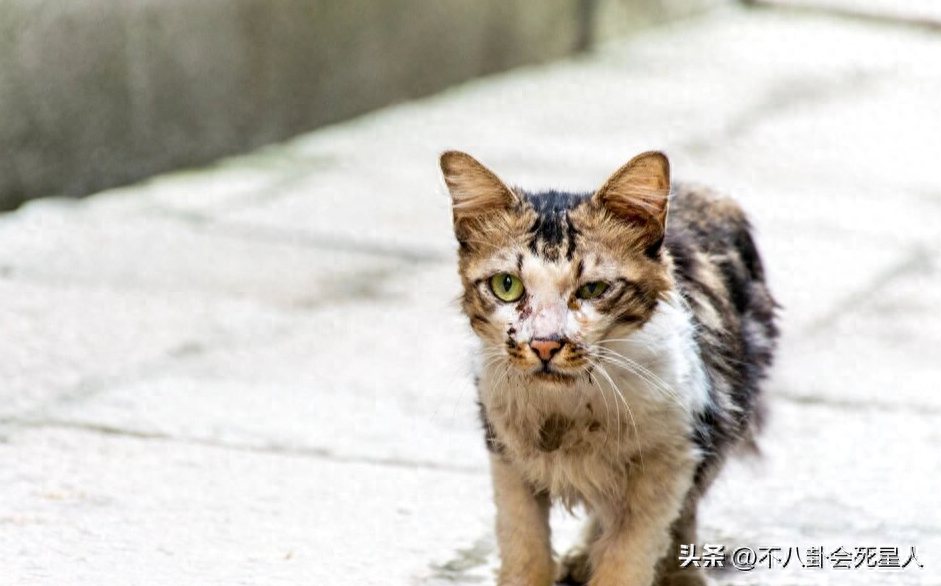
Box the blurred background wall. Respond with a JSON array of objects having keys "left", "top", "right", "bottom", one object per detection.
[{"left": 0, "top": 0, "right": 721, "bottom": 211}]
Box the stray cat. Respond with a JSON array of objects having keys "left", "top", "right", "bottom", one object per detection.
[{"left": 440, "top": 150, "right": 778, "bottom": 586}]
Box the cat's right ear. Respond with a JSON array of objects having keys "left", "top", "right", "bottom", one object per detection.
[
  {"left": 592, "top": 151, "right": 670, "bottom": 256},
  {"left": 440, "top": 151, "right": 518, "bottom": 241}
]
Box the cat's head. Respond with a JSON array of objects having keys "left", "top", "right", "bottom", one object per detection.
[{"left": 441, "top": 150, "right": 673, "bottom": 384}]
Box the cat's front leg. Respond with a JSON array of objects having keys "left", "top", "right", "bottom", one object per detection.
[
  {"left": 490, "top": 454, "right": 555, "bottom": 586},
  {"left": 588, "top": 448, "right": 697, "bottom": 586}
]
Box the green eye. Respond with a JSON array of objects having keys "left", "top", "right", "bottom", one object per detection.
[
  {"left": 489, "top": 273, "right": 525, "bottom": 302},
  {"left": 576, "top": 281, "right": 609, "bottom": 300}
]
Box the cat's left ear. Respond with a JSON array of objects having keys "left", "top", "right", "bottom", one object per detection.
[{"left": 593, "top": 151, "right": 670, "bottom": 254}]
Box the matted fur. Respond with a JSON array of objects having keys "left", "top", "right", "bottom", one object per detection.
[{"left": 440, "top": 151, "right": 778, "bottom": 586}]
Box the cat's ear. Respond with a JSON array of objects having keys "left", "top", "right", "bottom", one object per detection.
[
  {"left": 593, "top": 151, "right": 670, "bottom": 253},
  {"left": 440, "top": 151, "right": 518, "bottom": 237}
]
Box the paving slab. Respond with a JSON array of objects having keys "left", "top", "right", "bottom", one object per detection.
[
  {"left": 41, "top": 265, "right": 486, "bottom": 471},
  {"left": 0, "top": 198, "right": 421, "bottom": 309},
  {"left": 773, "top": 255, "right": 941, "bottom": 410},
  {"left": 0, "top": 198, "right": 429, "bottom": 421},
  {"left": 0, "top": 277, "right": 291, "bottom": 420},
  {"left": 0, "top": 426, "right": 494, "bottom": 586}
]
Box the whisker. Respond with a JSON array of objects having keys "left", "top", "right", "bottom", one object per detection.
[
  {"left": 590, "top": 347, "right": 690, "bottom": 415},
  {"left": 594, "top": 362, "right": 646, "bottom": 476},
  {"left": 597, "top": 356, "right": 690, "bottom": 418},
  {"left": 586, "top": 358, "right": 617, "bottom": 451}
]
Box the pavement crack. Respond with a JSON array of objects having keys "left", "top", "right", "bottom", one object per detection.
[
  {"left": 1, "top": 417, "right": 487, "bottom": 476},
  {"left": 429, "top": 535, "right": 494, "bottom": 584},
  {"left": 773, "top": 390, "right": 941, "bottom": 416},
  {"left": 798, "top": 245, "right": 933, "bottom": 337},
  {"left": 212, "top": 220, "right": 453, "bottom": 264},
  {"left": 147, "top": 205, "right": 452, "bottom": 264},
  {"left": 681, "top": 67, "right": 882, "bottom": 154}
]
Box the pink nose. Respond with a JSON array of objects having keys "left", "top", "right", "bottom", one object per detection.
[{"left": 529, "top": 339, "right": 562, "bottom": 362}]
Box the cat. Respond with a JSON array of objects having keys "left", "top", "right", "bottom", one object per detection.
[{"left": 439, "top": 150, "right": 778, "bottom": 586}]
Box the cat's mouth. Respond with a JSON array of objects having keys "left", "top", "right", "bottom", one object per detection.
[
  {"left": 530, "top": 363, "right": 581, "bottom": 384},
  {"left": 502, "top": 340, "right": 587, "bottom": 384}
]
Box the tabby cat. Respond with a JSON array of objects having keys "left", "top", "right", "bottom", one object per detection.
[{"left": 440, "top": 150, "right": 778, "bottom": 586}]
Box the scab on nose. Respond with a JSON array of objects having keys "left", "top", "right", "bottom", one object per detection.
[{"left": 530, "top": 302, "right": 566, "bottom": 343}]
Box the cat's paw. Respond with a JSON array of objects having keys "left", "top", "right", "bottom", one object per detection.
[{"left": 555, "top": 546, "right": 592, "bottom": 585}]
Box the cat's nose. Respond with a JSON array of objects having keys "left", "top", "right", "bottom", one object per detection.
[{"left": 530, "top": 338, "right": 563, "bottom": 362}]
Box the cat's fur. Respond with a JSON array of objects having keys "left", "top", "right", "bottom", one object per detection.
[{"left": 441, "top": 150, "right": 777, "bottom": 586}]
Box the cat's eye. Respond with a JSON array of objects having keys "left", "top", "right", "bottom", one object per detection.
[
  {"left": 576, "top": 281, "right": 609, "bottom": 300},
  {"left": 489, "top": 273, "right": 525, "bottom": 302}
]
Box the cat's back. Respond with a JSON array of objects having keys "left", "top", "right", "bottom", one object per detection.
[
  {"left": 664, "top": 182, "right": 778, "bottom": 474},
  {"left": 665, "top": 182, "right": 772, "bottom": 311}
]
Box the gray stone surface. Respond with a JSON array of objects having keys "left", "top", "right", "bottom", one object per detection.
[
  {"left": 1, "top": 5, "right": 940, "bottom": 585},
  {"left": 0, "top": 0, "right": 721, "bottom": 211}
]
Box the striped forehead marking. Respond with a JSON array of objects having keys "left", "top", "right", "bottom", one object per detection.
[{"left": 523, "top": 190, "right": 591, "bottom": 261}]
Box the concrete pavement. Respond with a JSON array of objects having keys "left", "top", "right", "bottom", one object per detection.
[{"left": 1, "top": 5, "right": 940, "bottom": 585}]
